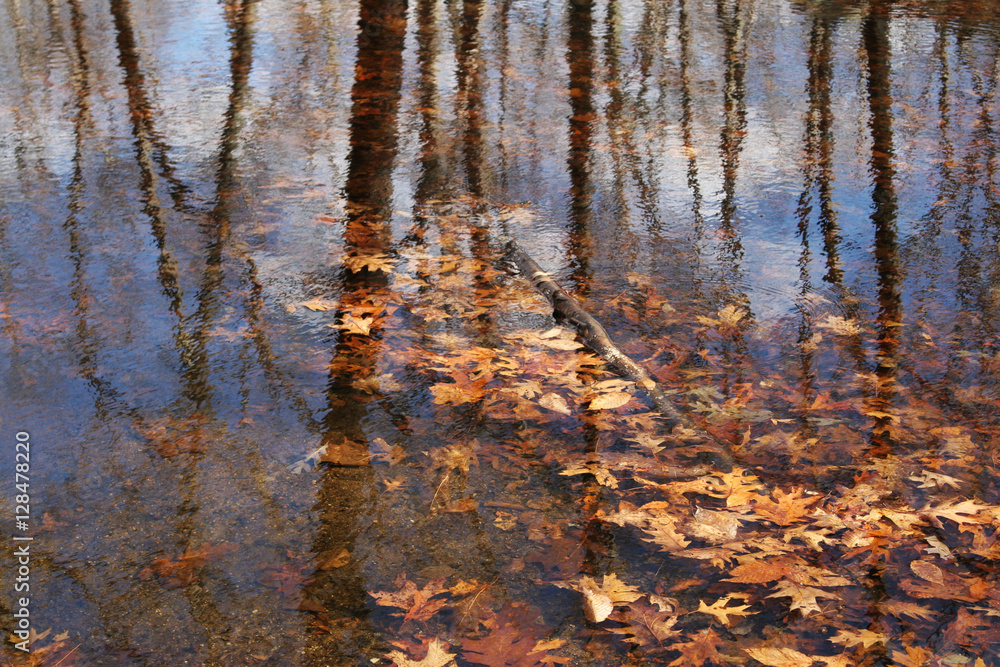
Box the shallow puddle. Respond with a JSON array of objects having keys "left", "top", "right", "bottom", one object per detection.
[{"left": 1, "top": 0, "right": 1000, "bottom": 664}]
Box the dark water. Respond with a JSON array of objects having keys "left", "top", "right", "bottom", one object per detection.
[{"left": 2, "top": 0, "right": 1000, "bottom": 664}]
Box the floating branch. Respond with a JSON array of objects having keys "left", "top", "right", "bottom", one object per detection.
[{"left": 505, "top": 240, "right": 735, "bottom": 467}]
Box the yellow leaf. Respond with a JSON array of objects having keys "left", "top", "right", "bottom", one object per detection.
[
  {"left": 332, "top": 314, "right": 375, "bottom": 336},
  {"left": 697, "top": 596, "right": 753, "bottom": 625},
  {"left": 590, "top": 392, "right": 632, "bottom": 410},
  {"left": 299, "top": 298, "right": 338, "bottom": 311},
  {"left": 343, "top": 252, "right": 396, "bottom": 273},
  {"left": 831, "top": 629, "right": 886, "bottom": 649},
  {"left": 743, "top": 647, "right": 815, "bottom": 667},
  {"left": 815, "top": 314, "right": 863, "bottom": 336},
  {"left": 384, "top": 638, "right": 456, "bottom": 667}
]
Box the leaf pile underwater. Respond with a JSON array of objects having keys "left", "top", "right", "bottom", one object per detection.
[
  {"left": 270, "top": 202, "right": 1000, "bottom": 665},
  {"left": 7, "top": 196, "right": 1000, "bottom": 665}
]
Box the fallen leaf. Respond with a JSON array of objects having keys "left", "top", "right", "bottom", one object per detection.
[
  {"left": 697, "top": 596, "right": 753, "bottom": 625},
  {"left": 753, "top": 488, "right": 823, "bottom": 525},
  {"left": 538, "top": 393, "right": 572, "bottom": 415},
  {"left": 765, "top": 580, "right": 840, "bottom": 616},
  {"left": 385, "top": 638, "right": 456, "bottom": 667},
  {"left": 590, "top": 392, "right": 633, "bottom": 410},
  {"left": 667, "top": 628, "right": 725, "bottom": 667},
  {"left": 369, "top": 574, "right": 449, "bottom": 624},
  {"left": 743, "top": 646, "right": 815, "bottom": 667}
]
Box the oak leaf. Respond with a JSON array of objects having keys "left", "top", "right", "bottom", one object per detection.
[
  {"left": 343, "top": 252, "right": 396, "bottom": 273},
  {"left": 765, "top": 580, "right": 840, "bottom": 616},
  {"left": 299, "top": 298, "right": 338, "bottom": 311},
  {"left": 702, "top": 468, "right": 766, "bottom": 507},
  {"left": 369, "top": 574, "right": 449, "bottom": 624},
  {"left": 607, "top": 600, "right": 680, "bottom": 646},
  {"left": 920, "top": 499, "right": 993, "bottom": 529},
  {"left": 878, "top": 600, "right": 937, "bottom": 621},
  {"left": 753, "top": 488, "right": 823, "bottom": 525},
  {"left": 460, "top": 604, "right": 552, "bottom": 666},
  {"left": 385, "top": 638, "right": 456, "bottom": 667},
  {"left": 697, "top": 596, "right": 753, "bottom": 625},
  {"left": 667, "top": 628, "right": 726, "bottom": 667},
  {"left": 907, "top": 470, "right": 962, "bottom": 489},
  {"left": 830, "top": 628, "right": 886, "bottom": 649},
  {"left": 890, "top": 645, "right": 931, "bottom": 667},
  {"left": 332, "top": 314, "right": 376, "bottom": 336},
  {"left": 815, "top": 314, "right": 862, "bottom": 336}
]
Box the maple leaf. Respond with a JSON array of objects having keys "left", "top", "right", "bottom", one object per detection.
[
  {"left": 765, "top": 580, "right": 840, "bottom": 616},
  {"left": 667, "top": 627, "right": 726, "bottom": 667},
  {"left": 369, "top": 574, "right": 449, "bottom": 624},
  {"left": 385, "top": 638, "right": 456, "bottom": 667},
  {"left": 753, "top": 488, "right": 823, "bottom": 525},
  {"left": 608, "top": 599, "right": 680, "bottom": 647},
  {"left": 697, "top": 596, "right": 753, "bottom": 625},
  {"left": 743, "top": 647, "right": 815, "bottom": 667}
]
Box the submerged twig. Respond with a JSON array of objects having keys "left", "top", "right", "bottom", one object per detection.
[{"left": 505, "top": 240, "right": 735, "bottom": 468}]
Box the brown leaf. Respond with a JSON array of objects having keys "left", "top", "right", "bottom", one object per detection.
[
  {"left": 765, "top": 580, "right": 840, "bottom": 616},
  {"left": 369, "top": 574, "right": 449, "bottom": 624},
  {"left": 753, "top": 488, "right": 823, "bottom": 525},
  {"left": 317, "top": 548, "right": 351, "bottom": 570},
  {"left": 667, "top": 628, "right": 726, "bottom": 667},
  {"left": 608, "top": 600, "right": 680, "bottom": 647},
  {"left": 460, "top": 604, "right": 551, "bottom": 666}
]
